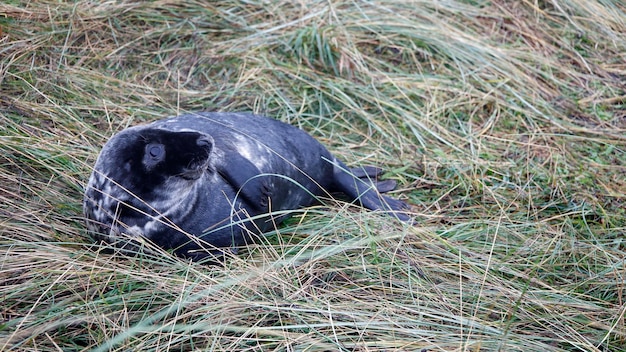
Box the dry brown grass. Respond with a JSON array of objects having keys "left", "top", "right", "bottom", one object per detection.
[{"left": 1, "top": 0, "right": 625, "bottom": 350}]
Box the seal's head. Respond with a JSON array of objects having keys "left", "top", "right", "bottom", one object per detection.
[{"left": 83, "top": 127, "right": 214, "bottom": 244}]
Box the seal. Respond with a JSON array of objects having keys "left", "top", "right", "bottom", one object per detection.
[{"left": 83, "top": 112, "right": 411, "bottom": 262}]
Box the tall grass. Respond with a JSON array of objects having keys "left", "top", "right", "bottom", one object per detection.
[{"left": 1, "top": 0, "right": 625, "bottom": 350}]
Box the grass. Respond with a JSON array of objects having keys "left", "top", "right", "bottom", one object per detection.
[{"left": 1, "top": 0, "right": 625, "bottom": 350}]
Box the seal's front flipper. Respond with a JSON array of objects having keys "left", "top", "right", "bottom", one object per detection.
[{"left": 216, "top": 156, "right": 270, "bottom": 211}]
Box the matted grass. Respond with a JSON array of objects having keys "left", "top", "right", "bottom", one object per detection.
[{"left": 1, "top": 0, "right": 625, "bottom": 351}]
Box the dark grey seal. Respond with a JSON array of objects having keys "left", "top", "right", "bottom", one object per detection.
[{"left": 83, "top": 112, "right": 411, "bottom": 262}]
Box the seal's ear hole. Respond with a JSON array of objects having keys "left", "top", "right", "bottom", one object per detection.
[{"left": 146, "top": 143, "right": 165, "bottom": 161}]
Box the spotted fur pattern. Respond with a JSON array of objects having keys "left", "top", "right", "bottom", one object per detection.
[{"left": 84, "top": 112, "right": 411, "bottom": 262}]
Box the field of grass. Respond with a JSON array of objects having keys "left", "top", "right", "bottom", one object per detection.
[{"left": 1, "top": 0, "right": 625, "bottom": 350}]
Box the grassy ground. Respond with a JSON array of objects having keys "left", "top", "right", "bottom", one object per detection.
[{"left": 1, "top": 0, "right": 625, "bottom": 350}]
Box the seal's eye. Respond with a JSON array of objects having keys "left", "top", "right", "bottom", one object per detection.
[{"left": 146, "top": 143, "right": 165, "bottom": 160}]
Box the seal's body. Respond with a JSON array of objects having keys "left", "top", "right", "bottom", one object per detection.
[{"left": 84, "top": 112, "right": 410, "bottom": 261}]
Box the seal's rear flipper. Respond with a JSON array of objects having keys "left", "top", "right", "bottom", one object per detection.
[
  {"left": 369, "top": 179, "right": 397, "bottom": 193},
  {"left": 334, "top": 164, "right": 412, "bottom": 222},
  {"left": 349, "top": 166, "right": 383, "bottom": 179},
  {"left": 349, "top": 166, "right": 397, "bottom": 193}
]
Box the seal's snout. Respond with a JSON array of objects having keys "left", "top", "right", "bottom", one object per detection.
[
  {"left": 196, "top": 136, "right": 213, "bottom": 149},
  {"left": 196, "top": 135, "right": 213, "bottom": 162},
  {"left": 195, "top": 135, "right": 213, "bottom": 162},
  {"left": 175, "top": 135, "right": 212, "bottom": 180}
]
